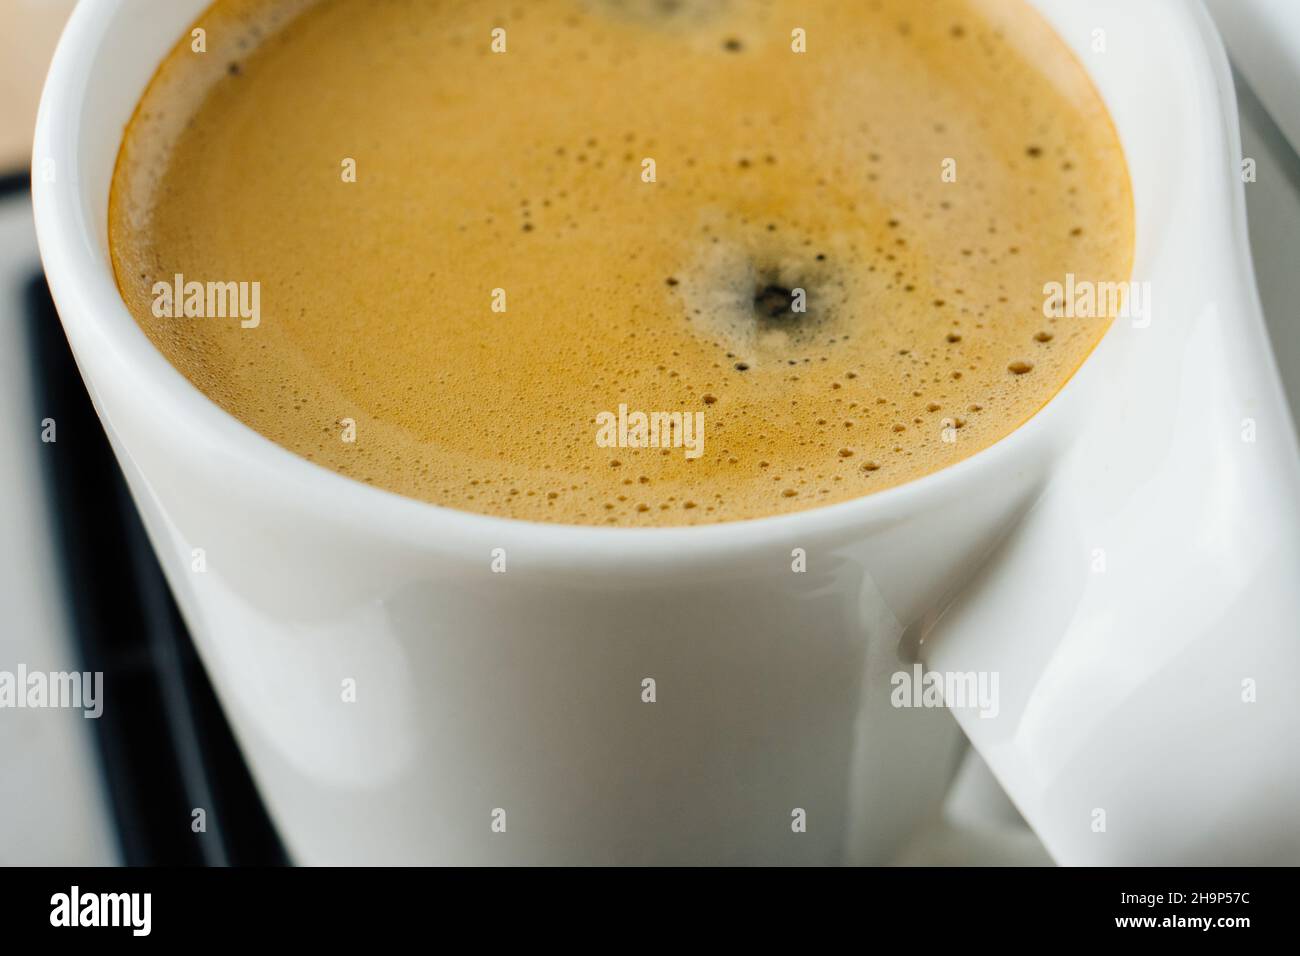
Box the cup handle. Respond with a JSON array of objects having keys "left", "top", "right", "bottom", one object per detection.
[
  {"left": 921, "top": 43, "right": 1300, "bottom": 862},
  {"left": 924, "top": 298, "right": 1300, "bottom": 863}
]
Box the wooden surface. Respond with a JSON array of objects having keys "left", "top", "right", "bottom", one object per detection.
[{"left": 0, "top": 0, "right": 77, "bottom": 171}]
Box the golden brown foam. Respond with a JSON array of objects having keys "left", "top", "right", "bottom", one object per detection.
[{"left": 109, "top": 0, "right": 1133, "bottom": 526}]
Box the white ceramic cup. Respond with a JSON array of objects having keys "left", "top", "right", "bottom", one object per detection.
[{"left": 34, "top": 0, "right": 1300, "bottom": 864}]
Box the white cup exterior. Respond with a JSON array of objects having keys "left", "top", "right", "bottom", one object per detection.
[{"left": 34, "top": 0, "right": 1300, "bottom": 864}]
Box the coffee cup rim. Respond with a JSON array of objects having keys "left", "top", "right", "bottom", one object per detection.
[{"left": 31, "top": 0, "right": 1110, "bottom": 565}]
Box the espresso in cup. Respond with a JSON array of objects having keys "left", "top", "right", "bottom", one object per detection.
[{"left": 109, "top": 0, "right": 1133, "bottom": 526}]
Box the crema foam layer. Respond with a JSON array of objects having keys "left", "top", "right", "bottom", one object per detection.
[{"left": 109, "top": 0, "right": 1134, "bottom": 526}]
